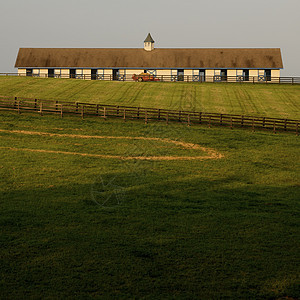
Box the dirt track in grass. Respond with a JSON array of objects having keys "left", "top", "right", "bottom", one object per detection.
[{"left": 0, "top": 129, "right": 224, "bottom": 161}]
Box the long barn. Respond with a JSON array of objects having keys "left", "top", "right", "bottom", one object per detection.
[{"left": 15, "top": 33, "right": 283, "bottom": 82}]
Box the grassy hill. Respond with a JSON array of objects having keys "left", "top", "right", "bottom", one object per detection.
[
  {"left": 0, "top": 111, "right": 299, "bottom": 299},
  {"left": 0, "top": 76, "right": 299, "bottom": 119},
  {"left": 0, "top": 76, "right": 299, "bottom": 298}
]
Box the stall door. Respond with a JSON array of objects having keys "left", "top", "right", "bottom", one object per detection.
[
  {"left": 113, "top": 69, "right": 119, "bottom": 81},
  {"left": 177, "top": 69, "right": 184, "bottom": 81}
]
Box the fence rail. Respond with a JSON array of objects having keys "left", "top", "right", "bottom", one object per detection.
[
  {"left": 1, "top": 73, "right": 300, "bottom": 84},
  {"left": 0, "top": 96, "right": 299, "bottom": 135}
]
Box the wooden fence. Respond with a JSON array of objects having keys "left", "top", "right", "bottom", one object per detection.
[
  {"left": 1, "top": 73, "right": 300, "bottom": 84},
  {"left": 0, "top": 96, "right": 299, "bottom": 135}
]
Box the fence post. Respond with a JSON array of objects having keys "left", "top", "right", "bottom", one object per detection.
[
  {"left": 296, "top": 123, "right": 299, "bottom": 136},
  {"left": 103, "top": 107, "right": 106, "bottom": 120},
  {"left": 145, "top": 110, "right": 148, "bottom": 124},
  {"left": 188, "top": 114, "right": 190, "bottom": 126},
  {"left": 76, "top": 102, "right": 79, "bottom": 113},
  {"left": 284, "top": 119, "right": 287, "bottom": 131},
  {"left": 158, "top": 109, "right": 160, "bottom": 120},
  {"left": 179, "top": 111, "right": 181, "bottom": 122},
  {"left": 137, "top": 107, "right": 140, "bottom": 119},
  {"left": 241, "top": 115, "right": 244, "bottom": 127},
  {"left": 262, "top": 117, "right": 265, "bottom": 128},
  {"left": 17, "top": 100, "right": 20, "bottom": 114},
  {"left": 273, "top": 121, "right": 276, "bottom": 134},
  {"left": 199, "top": 112, "right": 202, "bottom": 124},
  {"left": 209, "top": 116, "right": 211, "bottom": 128},
  {"left": 60, "top": 104, "right": 63, "bottom": 118},
  {"left": 230, "top": 117, "right": 233, "bottom": 129},
  {"left": 252, "top": 118, "right": 255, "bottom": 132},
  {"left": 14, "top": 96, "right": 17, "bottom": 109},
  {"left": 292, "top": 77, "right": 294, "bottom": 85},
  {"left": 166, "top": 112, "right": 169, "bottom": 125},
  {"left": 35, "top": 99, "right": 37, "bottom": 111},
  {"left": 40, "top": 102, "right": 43, "bottom": 116},
  {"left": 220, "top": 114, "right": 223, "bottom": 125},
  {"left": 81, "top": 105, "right": 84, "bottom": 119},
  {"left": 96, "top": 104, "right": 99, "bottom": 116},
  {"left": 55, "top": 100, "right": 58, "bottom": 111},
  {"left": 123, "top": 109, "right": 126, "bottom": 122}
]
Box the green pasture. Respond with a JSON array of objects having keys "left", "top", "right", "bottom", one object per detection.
[
  {"left": 0, "top": 76, "right": 300, "bottom": 119},
  {"left": 0, "top": 111, "right": 299, "bottom": 299}
]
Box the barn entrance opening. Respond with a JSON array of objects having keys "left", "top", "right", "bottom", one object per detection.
[
  {"left": 91, "top": 69, "right": 97, "bottom": 80},
  {"left": 26, "top": 69, "right": 33, "bottom": 77},
  {"left": 48, "top": 69, "right": 54, "bottom": 78},
  {"left": 70, "top": 69, "right": 76, "bottom": 79},
  {"left": 113, "top": 69, "right": 119, "bottom": 81},
  {"left": 221, "top": 69, "right": 227, "bottom": 81},
  {"left": 199, "top": 69, "right": 205, "bottom": 82},
  {"left": 177, "top": 69, "right": 184, "bottom": 81},
  {"left": 265, "top": 70, "right": 271, "bottom": 81},
  {"left": 243, "top": 69, "right": 249, "bottom": 81}
]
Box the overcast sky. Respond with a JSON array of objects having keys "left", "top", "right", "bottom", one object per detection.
[{"left": 1, "top": 0, "right": 299, "bottom": 75}]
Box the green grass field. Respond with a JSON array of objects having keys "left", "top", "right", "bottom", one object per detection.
[
  {"left": 1, "top": 109, "right": 299, "bottom": 298},
  {"left": 0, "top": 76, "right": 300, "bottom": 119}
]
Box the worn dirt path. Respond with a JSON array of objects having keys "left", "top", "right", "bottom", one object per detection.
[{"left": 0, "top": 129, "right": 224, "bottom": 161}]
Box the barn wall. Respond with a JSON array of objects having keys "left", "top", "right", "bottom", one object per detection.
[
  {"left": 249, "top": 70, "right": 258, "bottom": 82},
  {"left": 103, "top": 69, "right": 112, "bottom": 75},
  {"left": 61, "top": 69, "right": 70, "bottom": 78},
  {"left": 18, "top": 69, "right": 26, "bottom": 76},
  {"left": 126, "top": 69, "right": 145, "bottom": 74},
  {"left": 40, "top": 69, "right": 48, "bottom": 77},
  {"left": 156, "top": 70, "right": 171, "bottom": 76},
  {"left": 119, "top": 69, "right": 125, "bottom": 75},
  {"left": 227, "top": 70, "right": 237, "bottom": 82},
  {"left": 82, "top": 69, "right": 91, "bottom": 80},
  {"left": 83, "top": 69, "right": 91, "bottom": 75},
  {"left": 271, "top": 70, "right": 280, "bottom": 82},
  {"left": 184, "top": 70, "right": 193, "bottom": 76},
  {"left": 205, "top": 70, "right": 214, "bottom": 82}
]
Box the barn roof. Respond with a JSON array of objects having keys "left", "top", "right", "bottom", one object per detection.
[{"left": 15, "top": 48, "right": 283, "bottom": 69}]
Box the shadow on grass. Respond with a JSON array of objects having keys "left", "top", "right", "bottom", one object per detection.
[{"left": 0, "top": 175, "right": 299, "bottom": 299}]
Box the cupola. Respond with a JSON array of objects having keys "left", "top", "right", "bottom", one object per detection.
[{"left": 144, "top": 33, "right": 155, "bottom": 51}]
